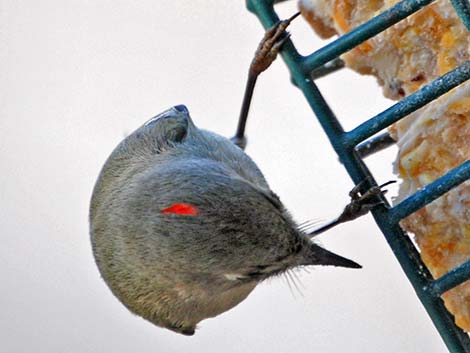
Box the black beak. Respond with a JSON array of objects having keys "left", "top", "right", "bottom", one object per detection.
[{"left": 307, "top": 244, "right": 362, "bottom": 269}]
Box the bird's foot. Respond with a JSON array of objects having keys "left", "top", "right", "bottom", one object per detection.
[
  {"left": 249, "top": 12, "right": 300, "bottom": 77},
  {"left": 338, "top": 179, "right": 396, "bottom": 223}
]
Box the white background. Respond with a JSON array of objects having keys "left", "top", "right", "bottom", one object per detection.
[{"left": 1, "top": 1, "right": 449, "bottom": 352}]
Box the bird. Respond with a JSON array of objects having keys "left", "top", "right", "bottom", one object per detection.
[{"left": 89, "top": 104, "right": 361, "bottom": 335}]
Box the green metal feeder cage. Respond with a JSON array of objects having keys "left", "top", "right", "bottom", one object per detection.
[{"left": 245, "top": 0, "right": 470, "bottom": 351}]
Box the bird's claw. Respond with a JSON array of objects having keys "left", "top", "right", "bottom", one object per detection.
[
  {"left": 338, "top": 179, "right": 396, "bottom": 223},
  {"left": 249, "top": 12, "right": 300, "bottom": 77}
]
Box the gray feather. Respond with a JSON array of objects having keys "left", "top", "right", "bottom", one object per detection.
[{"left": 89, "top": 105, "right": 359, "bottom": 335}]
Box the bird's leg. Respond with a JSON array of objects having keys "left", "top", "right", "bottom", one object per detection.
[
  {"left": 231, "top": 12, "right": 300, "bottom": 150},
  {"left": 309, "top": 179, "right": 396, "bottom": 237}
]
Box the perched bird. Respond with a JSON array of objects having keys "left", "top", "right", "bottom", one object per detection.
[{"left": 89, "top": 104, "right": 361, "bottom": 335}]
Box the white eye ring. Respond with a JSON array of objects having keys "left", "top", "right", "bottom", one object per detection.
[{"left": 144, "top": 110, "right": 173, "bottom": 126}]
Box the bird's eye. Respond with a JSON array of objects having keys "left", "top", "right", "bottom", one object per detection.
[{"left": 160, "top": 203, "right": 199, "bottom": 216}]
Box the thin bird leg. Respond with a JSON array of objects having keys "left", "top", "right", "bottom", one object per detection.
[
  {"left": 308, "top": 180, "right": 396, "bottom": 237},
  {"left": 231, "top": 12, "right": 300, "bottom": 150}
]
